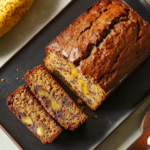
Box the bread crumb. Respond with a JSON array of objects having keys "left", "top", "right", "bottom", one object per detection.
[
  {"left": 1, "top": 78, "right": 4, "bottom": 82},
  {"left": 92, "top": 115, "right": 98, "bottom": 119},
  {"left": 16, "top": 78, "right": 19, "bottom": 80},
  {"left": 6, "top": 92, "right": 9, "bottom": 97},
  {"left": 22, "top": 78, "right": 24, "bottom": 80},
  {"left": 77, "top": 99, "right": 84, "bottom": 105},
  {"left": 80, "top": 106, "right": 85, "bottom": 110},
  {"left": 16, "top": 69, "right": 19, "bottom": 71}
]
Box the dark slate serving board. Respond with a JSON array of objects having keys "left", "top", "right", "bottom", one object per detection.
[{"left": 0, "top": 0, "right": 150, "bottom": 150}]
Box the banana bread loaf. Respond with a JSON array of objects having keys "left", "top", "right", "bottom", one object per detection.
[
  {"left": 44, "top": 0, "right": 150, "bottom": 110},
  {"left": 7, "top": 85, "right": 62, "bottom": 144},
  {"left": 24, "top": 65, "right": 88, "bottom": 131}
]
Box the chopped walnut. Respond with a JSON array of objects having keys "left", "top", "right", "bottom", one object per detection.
[
  {"left": 77, "top": 99, "right": 84, "bottom": 105},
  {"left": 1, "top": 78, "right": 4, "bottom": 82},
  {"left": 92, "top": 115, "right": 98, "bottom": 119}
]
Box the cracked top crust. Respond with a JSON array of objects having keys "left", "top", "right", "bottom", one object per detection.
[{"left": 46, "top": 0, "right": 150, "bottom": 92}]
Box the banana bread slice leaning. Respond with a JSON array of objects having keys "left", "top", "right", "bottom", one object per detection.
[
  {"left": 24, "top": 65, "right": 88, "bottom": 131},
  {"left": 44, "top": 0, "right": 150, "bottom": 110},
  {"left": 7, "top": 85, "right": 62, "bottom": 144}
]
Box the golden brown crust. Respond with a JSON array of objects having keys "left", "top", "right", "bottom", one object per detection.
[
  {"left": 7, "top": 85, "right": 62, "bottom": 144},
  {"left": 24, "top": 65, "right": 88, "bottom": 131},
  {"left": 46, "top": 0, "right": 150, "bottom": 92}
]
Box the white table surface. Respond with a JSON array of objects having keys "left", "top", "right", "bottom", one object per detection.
[
  {"left": 0, "top": 127, "right": 21, "bottom": 150},
  {"left": 0, "top": 0, "right": 150, "bottom": 150}
]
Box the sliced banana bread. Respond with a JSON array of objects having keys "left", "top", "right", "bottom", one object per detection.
[
  {"left": 24, "top": 65, "right": 88, "bottom": 131},
  {"left": 7, "top": 85, "right": 62, "bottom": 144}
]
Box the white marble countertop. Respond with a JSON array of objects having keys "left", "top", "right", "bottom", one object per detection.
[{"left": 0, "top": 0, "right": 150, "bottom": 150}]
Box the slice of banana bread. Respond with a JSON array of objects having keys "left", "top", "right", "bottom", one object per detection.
[
  {"left": 7, "top": 85, "right": 62, "bottom": 144},
  {"left": 44, "top": 0, "right": 150, "bottom": 110},
  {"left": 24, "top": 65, "right": 88, "bottom": 131}
]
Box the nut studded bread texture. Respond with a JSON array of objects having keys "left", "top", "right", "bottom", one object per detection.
[
  {"left": 44, "top": 0, "right": 150, "bottom": 110},
  {"left": 24, "top": 65, "right": 88, "bottom": 131},
  {"left": 7, "top": 85, "right": 62, "bottom": 144}
]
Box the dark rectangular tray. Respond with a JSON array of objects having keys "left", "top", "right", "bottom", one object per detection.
[{"left": 0, "top": 0, "right": 150, "bottom": 150}]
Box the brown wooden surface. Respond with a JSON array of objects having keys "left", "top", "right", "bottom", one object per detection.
[{"left": 127, "top": 108, "right": 150, "bottom": 150}]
